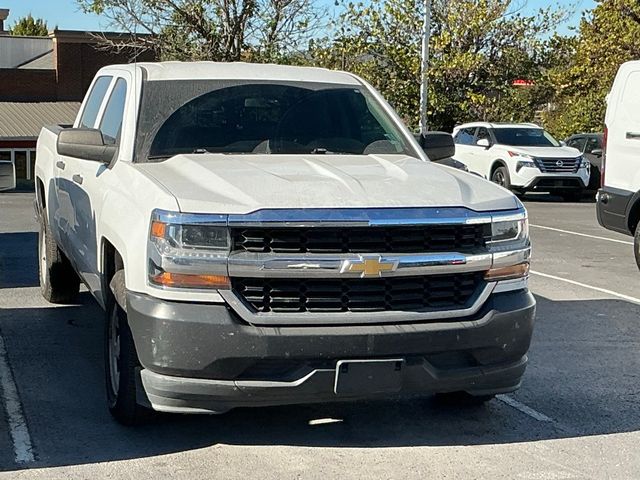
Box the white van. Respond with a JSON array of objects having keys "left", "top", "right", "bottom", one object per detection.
[{"left": 596, "top": 61, "right": 640, "bottom": 268}]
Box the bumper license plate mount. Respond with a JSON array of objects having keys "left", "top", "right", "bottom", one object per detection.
[{"left": 334, "top": 359, "right": 405, "bottom": 395}]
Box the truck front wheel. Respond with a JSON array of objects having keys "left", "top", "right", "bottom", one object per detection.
[
  {"left": 38, "top": 216, "right": 80, "bottom": 303},
  {"left": 105, "top": 271, "right": 152, "bottom": 425}
]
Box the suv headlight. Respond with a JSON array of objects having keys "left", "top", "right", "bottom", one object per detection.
[
  {"left": 148, "top": 210, "right": 230, "bottom": 289},
  {"left": 579, "top": 156, "right": 590, "bottom": 169}
]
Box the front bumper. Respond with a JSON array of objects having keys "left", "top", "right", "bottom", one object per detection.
[
  {"left": 127, "top": 289, "right": 536, "bottom": 413},
  {"left": 510, "top": 168, "right": 589, "bottom": 191}
]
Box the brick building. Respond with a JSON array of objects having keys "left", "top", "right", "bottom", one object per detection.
[{"left": 0, "top": 9, "right": 154, "bottom": 188}]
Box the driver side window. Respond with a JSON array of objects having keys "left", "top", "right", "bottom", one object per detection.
[{"left": 475, "top": 127, "right": 490, "bottom": 145}]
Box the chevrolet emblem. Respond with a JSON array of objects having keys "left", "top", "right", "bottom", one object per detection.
[{"left": 340, "top": 256, "right": 398, "bottom": 278}]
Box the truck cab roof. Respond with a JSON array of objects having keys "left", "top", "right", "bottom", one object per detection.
[{"left": 99, "top": 61, "right": 362, "bottom": 85}]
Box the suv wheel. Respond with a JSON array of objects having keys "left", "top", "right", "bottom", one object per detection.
[
  {"left": 105, "top": 271, "right": 152, "bottom": 425},
  {"left": 38, "top": 216, "right": 80, "bottom": 303},
  {"left": 491, "top": 166, "right": 511, "bottom": 190}
]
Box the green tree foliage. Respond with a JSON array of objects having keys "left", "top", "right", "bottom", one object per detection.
[
  {"left": 312, "top": 0, "right": 566, "bottom": 131},
  {"left": 10, "top": 14, "right": 49, "bottom": 36},
  {"left": 77, "top": 0, "right": 325, "bottom": 62},
  {"left": 542, "top": 0, "right": 640, "bottom": 138}
]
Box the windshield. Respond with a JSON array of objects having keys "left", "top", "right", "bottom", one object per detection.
[
  {"left": 141, "top": 81, "right": 417, "bottom": 160},
  {"left": 492, "top": 128, "right": 561, "bottom": 147}
]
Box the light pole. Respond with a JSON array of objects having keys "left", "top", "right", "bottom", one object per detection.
[{"left": 419, "top": 0, "right": 431, "bottom": 136}]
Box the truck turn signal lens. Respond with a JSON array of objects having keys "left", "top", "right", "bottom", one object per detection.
[
  {"left": 151, "top": 272, "right": 231, "bottom": 289},
  {"left": 151, "top": 220, "right": 167, "bottom": 238},
  {"left": 484, "top": 263, "right": 530, "bottom": 281}
]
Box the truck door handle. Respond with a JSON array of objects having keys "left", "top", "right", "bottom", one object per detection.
[
  {"left": 72, "top": 174, "right": 83, "bottom": 185},
  {"left": 56, "top": 161, "right": 66, "bottom": 170},
  {"left": 626, "top": 132, "right": 640, "bottom": 139}
]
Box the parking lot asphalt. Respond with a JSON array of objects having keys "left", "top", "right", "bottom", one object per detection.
[{"left": 1, "top": 191, "right": 640, "bottom": 479}]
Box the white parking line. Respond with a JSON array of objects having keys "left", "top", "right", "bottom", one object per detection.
[
  {"left": 531, "top": 270, "right": 640, "bottom": 306},
  {"left": 0, "top": 334, "right": 35, "bottom": 464},
  {"left": 496, "top": 394, "right": 553, "bottom": 422},
  {"left": 530, "top": 224, "right": 634, "bottom": 246}
]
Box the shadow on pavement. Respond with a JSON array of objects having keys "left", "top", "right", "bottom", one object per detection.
[{"left": 0, "top": 232, "right": 38, "bottom": 288}]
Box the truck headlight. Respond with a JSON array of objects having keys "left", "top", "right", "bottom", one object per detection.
[
  {"left": 485, "top": 213, "right": 530, "bottom": 281},
  {"left": 148, "top": 210, "right": 230, "bottom": 289}
]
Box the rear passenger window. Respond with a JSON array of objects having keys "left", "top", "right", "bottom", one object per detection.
[
  {"left": 454, "top": 128, "right": 476, "bottom": 145},
  {"left": 79, "top": 76, "right": 112, "bottom": 129},
  {"left": 99, "top": 78, "right": 127, "bottom": 145}
]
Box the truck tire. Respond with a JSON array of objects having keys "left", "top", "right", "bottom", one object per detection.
[
  {"left": 491, "top": 166, "right": 511, "bottom": 190},
  {"left": 38, "top": 216, "right": 80, "bottom": 304},
  {"left": 105, "top": 271, "right": 152, "bottom": 426},
  {"left": 635, "top": 225, "right": 640, "bottom": 272}
]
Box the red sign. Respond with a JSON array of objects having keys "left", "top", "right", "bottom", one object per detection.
[{"left": 512, "top": 79, "right": 535, "bottom": 86}]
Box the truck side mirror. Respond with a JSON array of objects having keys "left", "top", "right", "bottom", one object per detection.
[
  {"left": 57, "top": 128, "right": 116, "bottom": 164},
  {"left": 417, "top": 131, "right": 455, "bottom": 161}
]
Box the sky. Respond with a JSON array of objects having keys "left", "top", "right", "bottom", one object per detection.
[{"left": 3, "top": 0, "right": 597, "bottom": 34}]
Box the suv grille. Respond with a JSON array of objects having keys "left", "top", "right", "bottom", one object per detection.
[
  {"left": 232, "top": 273, "right": 485, "bottom": 313},
  {"left": 231, "top": 225, "right": 490, "bottom": 254},
  {"left": 534, "top": 157, "right": 580, "bottom": 173}
]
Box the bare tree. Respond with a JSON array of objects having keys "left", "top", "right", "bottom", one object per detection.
[{"left": 78, "top": 0, "right": 327, "bottom": 62}]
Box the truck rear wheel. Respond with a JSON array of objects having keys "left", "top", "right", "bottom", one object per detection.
[
  {"left": 105, "top": 271, "right": 152, "bottom": 425},
  {"left": 38, "top": 216, "right": 80, "bottom": 304}
]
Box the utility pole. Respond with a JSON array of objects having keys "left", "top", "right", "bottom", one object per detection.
[{"left": 419, "top": 0, "right": 431, "bottom": 136}]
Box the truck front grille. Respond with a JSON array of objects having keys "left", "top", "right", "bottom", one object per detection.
[
  {"left": 232, "top": 273, "right": 485, "bottom": 314},
  {"left": 534, "top": 157, "right": 580, "bottom": 173},
  {"left": 231, "top": 225, "right": 490, "bottom": 254}
]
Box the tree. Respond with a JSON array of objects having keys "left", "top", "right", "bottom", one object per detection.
[
  {"left": 542, "top": 0, "right": 640, "bottom": 138},
  {"left": 10, "top": 14, "right": 49, "bottom": 36},
  {"left": 77, "top": 0, "right": 326, "bottom": 62},
  {"left": 312, "top": 0, "right": 567, "bottom": 131}
]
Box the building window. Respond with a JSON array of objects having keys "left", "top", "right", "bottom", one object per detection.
[{"left": 0, "top": 149, "right": 37, "bottom": 189}]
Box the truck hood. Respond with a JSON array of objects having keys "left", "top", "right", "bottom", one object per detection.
[
  {"left": 137, "top": 154, "right": 519, "bottom": 214},
  {"left": 507, "top": 146, "right": 581, "bottom": 158}
]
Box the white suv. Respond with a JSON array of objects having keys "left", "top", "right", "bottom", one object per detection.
[{"left": 453, "top": 122, "right": 590, "bottom": 201}]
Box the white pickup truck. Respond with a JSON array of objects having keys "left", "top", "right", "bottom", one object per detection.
[{"left": 35, "top": 62, "right": 535, "bottom": 425}]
